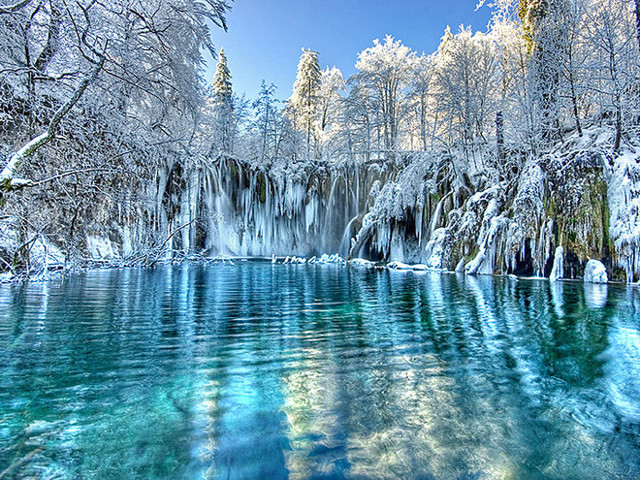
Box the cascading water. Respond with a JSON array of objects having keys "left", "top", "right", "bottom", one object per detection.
[{"left": 195, "top": 158, "right": 389, "bottom": 257}]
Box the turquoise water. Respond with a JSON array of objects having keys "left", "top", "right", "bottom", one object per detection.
[{"left": 1, "top": 263, "right": 639, "bottom": 479}]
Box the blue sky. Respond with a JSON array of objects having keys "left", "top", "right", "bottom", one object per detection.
[{"left": 208, "top": 0, "right": 493, "bottom": 100}]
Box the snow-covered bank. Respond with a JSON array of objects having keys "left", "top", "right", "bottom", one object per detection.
[
  {"left": 3, "top": 129, "right": 639, "bottom": 284},
  {"left": 344, "top": 128, "right": 638, "bottom": 283},
  {"left": 3, "top": 250, "right": 638, "bottom": 287}
]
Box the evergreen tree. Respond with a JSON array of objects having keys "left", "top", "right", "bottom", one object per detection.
[
  {"left": 210, "top": 48, "right": 235, "bottom": 155},
  {"left": 289, "top": 49, "right": 322, "bottom": 158}
]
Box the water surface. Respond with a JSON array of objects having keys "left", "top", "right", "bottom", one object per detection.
[{"left": 1, "top": 264, "right": 639, "bottom": 479}]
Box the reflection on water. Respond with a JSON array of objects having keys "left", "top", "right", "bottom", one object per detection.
[{"left": 0, "top": 264, "right": 639, "bottom": 479}]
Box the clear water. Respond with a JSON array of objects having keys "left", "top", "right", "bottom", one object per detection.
[{"left": 1, "top": 264, "right": 640, "bottom": 479}]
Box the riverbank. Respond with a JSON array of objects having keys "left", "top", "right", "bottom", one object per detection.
[{"left": 2, "top": 253, "right": 637, "bottom": 287}]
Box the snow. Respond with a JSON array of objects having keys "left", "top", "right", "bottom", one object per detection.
[
  {"left": 281, "top": 254, "right": 345, "bottom": 265},
  {"left": 312, "top": 254, "right": 345, "bottom": 265},
  {"left": 583, "top": 259, "right": 608, "bottom": 284},
  {"left": 387, "top": 261, "right": 430, "bottom": 271},
  {"left": 0, "top": 220, "right": 64, "bottom": 271},
  {"left": 6, "top": 128, "right": 636, "bottom": 285},
  {"left": 283, "top": 256, "right": 306, "bottom": 264},
  {"left": 30, "top": 237, "right": 65, "bottom": 269},
  {"left": 0, "top": 0, "right": 639, "bottom": 289},
  {"left": 0, "top": 221, "right": 20, "bottom": 254},
  {"left": 349, "top": 258, "right": 376, "bottom": 268},
  {"left": 0, "top": 272, "right": 13, "bottom": 283},
  {"left": 387, "top": 261, "right": 413, "bottom": 270},
  {"left": 466, "top": 216, "right": 509, "bottom": 276},
  {"left": 87, "top": 236, "right": 118, "bottom": 259},
  {"left": 0, "top": 132, "right": 50, "bottom": 182}
]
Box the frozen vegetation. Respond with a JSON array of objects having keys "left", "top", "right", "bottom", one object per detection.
[{"left": 1, "top": 0, "right": 640, "bottom": 284}]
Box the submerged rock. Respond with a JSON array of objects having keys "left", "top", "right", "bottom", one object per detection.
[
  {"left": 24, "top": 420, "right": 59, "bottom": 436},
  {"left": 387, "top": 261, "right": 429, "bottom": 271},
  {"left": 387, "top": 261, "right": 413, "bottom": 270},
  {"left": 350, "top": 258, "right": 376, "bottom": 268},
  {"left": 584, "top": 259, "right": 608, "bottom": 284}
]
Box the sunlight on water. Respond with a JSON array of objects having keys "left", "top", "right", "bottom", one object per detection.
[{"left": 1, "top": 264, "right": 639, "bottom": 479}]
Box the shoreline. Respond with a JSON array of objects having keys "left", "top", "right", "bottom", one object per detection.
[{"left": 1, "top": 254, "right": 636, "bottom": 287}]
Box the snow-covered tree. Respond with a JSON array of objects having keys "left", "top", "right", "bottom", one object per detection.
[
  {"left": 0, "top": 0, "right": 232, "bottom": 190},
  {"left": 518, "top": 0, "right": 570, "bottom": 144},
  {"left": 252, "top": 81, "right": 281, "bottom": 163},
  {"left": 432, "top": 26, "right": 499, "bottom": 149},
  {"left": 317, "top": 67, "right": 345, "bottom": 157},
  {"left": 355, "top": 36, "right": 416, "bottom": 155},
  {"left": 406, "top": 54, "right": 436, "bottom": 151},
  {"left": 339, "top": 78, "right": 377, "bottom": 162},
  {"left": 209, "top": 48, "right": 235, "bottom": 156},
  {"left": 0, "top": 0, "right": 232, "bottom": 267},
  {"left": 288, "top": 49, "right": 322, "bottom": 158},
  {"left": 582, "top": 0, "right": 638, "bottom": 151},
  {"left": 490, "top": 8, "right": 537, "bottom": 156}
]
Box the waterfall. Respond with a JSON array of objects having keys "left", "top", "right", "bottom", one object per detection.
[
  {"left": 339, "top": 215, "right": 360, "bottom": 257},
  {"left": 429, "top": 192, "right": 451, "bottom": 238},
  {"left": 195, "top": 158, "right": 386, "bottom": 257}
]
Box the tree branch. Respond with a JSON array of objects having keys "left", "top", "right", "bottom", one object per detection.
[
  {"left": 0, "top": 55, "right": 105, "bottom": 188},
  {"left": 0, "top": 0, "right": 32, "bottom": 14},
  {"left": 4, "top": 167, "right": 116, "bottom": 191}
]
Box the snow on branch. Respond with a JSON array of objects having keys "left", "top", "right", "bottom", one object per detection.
[
  {"left": 0, "top": 56, "right": 104, "bottom": 189},
  {"left": 0, "top": 0, "right": 31, "bottom": 14}
]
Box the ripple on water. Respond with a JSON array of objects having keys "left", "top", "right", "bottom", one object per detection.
[{"left": 0, "top": 264, "right": 639, "bottom": 479}]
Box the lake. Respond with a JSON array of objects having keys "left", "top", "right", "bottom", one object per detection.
[{"left": 1, "top": 263, "right": 639, "bottom": 479}]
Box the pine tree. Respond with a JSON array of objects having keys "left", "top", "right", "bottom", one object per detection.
[
  {"left": 210, "top": 48, "right": 235, "bottom": 155},
  {"left": 289, "top": 49, "right": 322, "bottom": 158}
]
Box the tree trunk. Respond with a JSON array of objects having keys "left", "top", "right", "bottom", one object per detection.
[
  {"left": 635, "top": 0, "right": 640, "bottom": 56},
  {"left": 614, "top": 106, "right": 622, "bottom": 153},
  {"left": 567, "top": 47, "right": 583, "bottom": 137},
  {"left": 496, "top": 111, "right": 505, "bottom": 167}
]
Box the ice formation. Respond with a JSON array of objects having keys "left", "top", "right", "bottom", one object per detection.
[
  {"left": 4, "top": 127, "right": 637, "bottom": 285},
  {"left": 167, "top": 135, "right": 637, "bottom": 284},
  {"left": 584, "top": 259, "right": 608, "bottom": 284},
  {"left": 607, "top": 150, "right": 640, "bottom": 282}
]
